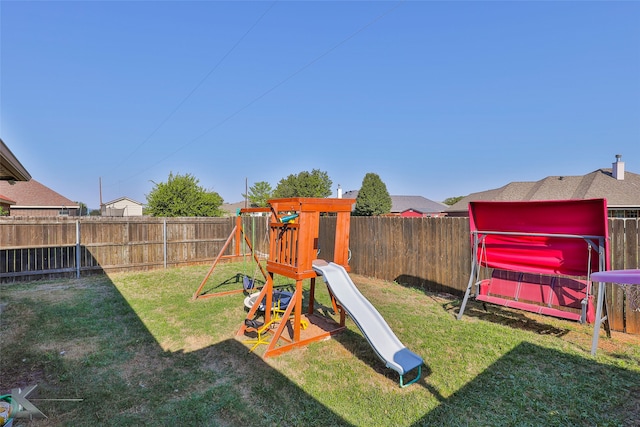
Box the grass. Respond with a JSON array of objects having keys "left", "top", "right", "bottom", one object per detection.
[{"left": 1, "top": 262, "right": 639, "bottom": 426}]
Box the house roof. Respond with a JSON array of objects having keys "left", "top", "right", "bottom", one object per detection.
[
  {"left": 343, "top": 191, "right": 447, "bottom": 214},
  {"left": 0, "top": 138, "right": 31, "bottom": 182},
  {"left": 0, "top": 179, "right": 79, "bottom": 208},
  {"left": 447, "top": 167, "right": 640, "bottom": 213},
  {"left": 221, "top": 201, "right": 253, "bottom": 216},
  {"left": 0, "top": 194, "right": 16, "bottom": 205},
  {"left": 103, "top": 196, "right": 144, "bottom": 206}
]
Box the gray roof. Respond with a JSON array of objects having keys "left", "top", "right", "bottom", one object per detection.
[
  {"left": 343, "top": 191, "right": 447, "bottom": 214},
  {"left": 447, "top": 168, "right": 640, "bottom": 213},
  {"left": 389, "top": 195, "right": 448, "bottom": 214},
  {"left": 221, "top": 201, "right": 251, "bottom": 216}
]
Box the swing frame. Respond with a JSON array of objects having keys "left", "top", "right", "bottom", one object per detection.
[{"left": 192, "top": 207, "right": 271, "bottom": 300}]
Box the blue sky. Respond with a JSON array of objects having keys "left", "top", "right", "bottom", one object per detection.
[{"left": 1, "top": 1, "right": 639, "bottom": 209}]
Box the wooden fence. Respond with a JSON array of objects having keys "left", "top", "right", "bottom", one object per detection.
[
  {"left": 0, "top": 217, "right": 239, "bottom": 281},
  {"left": 1, "top": 216, "right": 638, "bottom": 334}
]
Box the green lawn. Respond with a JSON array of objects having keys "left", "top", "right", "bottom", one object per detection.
[{"left": 1, "top": 262, "right": 639, "bottom": 426}]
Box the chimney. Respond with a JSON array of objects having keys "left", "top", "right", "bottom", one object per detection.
[
  {"left": 337, "top": 184, "right": 343, "bottom": 198},
  {"left": 612, "top": 154, "right": 625, "bottom": 180}
]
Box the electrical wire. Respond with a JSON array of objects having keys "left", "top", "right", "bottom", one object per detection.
[
  {"left": 110, "top": 1, "right": 404, "bottom": 188},
  {"left": 107, "top": 1, "right": 279, "bottom": 176}
]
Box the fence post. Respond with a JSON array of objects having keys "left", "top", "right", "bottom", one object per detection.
[
  {"left": 163, "top": 218, "right": 167, "bottom": 269},
  {"left": 76, "top": 220, "right": 81, "bottom": 278}
]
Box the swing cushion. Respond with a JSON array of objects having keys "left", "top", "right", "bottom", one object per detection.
[{"left": 477, "top": 269, "right": 594, "bottom": 323}]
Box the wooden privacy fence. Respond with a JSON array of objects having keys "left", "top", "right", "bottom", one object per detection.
[
  {"left": 0, "top": 217, "right": 248, "bottom": 281},
  {"left": 1, "top": 216, "right": 638, "bottom": 334}
]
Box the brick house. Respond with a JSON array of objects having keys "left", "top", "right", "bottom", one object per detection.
[
  {"left": 0, "top": 194, "right": 16, "bottom": 213},
  {"left": 0, "top": 179, "right": 80, "bottom": 217}
]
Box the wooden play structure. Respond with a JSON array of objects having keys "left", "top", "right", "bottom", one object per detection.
[
  {"left": 192, "top": 207, "right": 271, "bottom": 300},
  {"left": 193, "top": 197, "right": 423, "bottom": 386},
  {"left": 457, "top": 199, "right": 611, "bottom": 337},
  {"left": 236, "top": 197, "right": 355, "bottom": 358}
]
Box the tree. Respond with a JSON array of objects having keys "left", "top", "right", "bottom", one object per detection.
[
  {"left": 273, "top": 169, "right": 332, "bottom": 198},
  {"left": 145, "top": 172, "right": 224, "bottom": 217},
  {"left": 75, "top": 201, "right": 89, "bottom": 216},
  {"left": 442, "top": 196, "right": 464, "bottom": 206},
  {"left": 243, "top": 181, "right": 273, "bottom": 207},
  {"left": 353, "top": 173, "right": 392, "bottom": 216}
]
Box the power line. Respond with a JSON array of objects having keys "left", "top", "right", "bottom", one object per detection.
[
  {"left": 115, "top": 1, "right": 405, "bottom": 186},
  {"left": 108, "top": 1, "right": 278, "bottom": 176}
]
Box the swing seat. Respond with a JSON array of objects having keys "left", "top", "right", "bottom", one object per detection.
[
  {"left": 476, "top": 269, "right": 594, "bottom": 323},
  {"left": 243, "top": 275, "right": 255, "bottom": 291},
  {"left": 243, "top": 291, "right": 293, "bottom": 312}
]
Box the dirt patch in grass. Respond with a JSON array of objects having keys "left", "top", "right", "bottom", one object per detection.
[
  {"left": 36, "top": 338, "right": 99, "bottom": 361},
  {"left": 182, "top": 334, "right": 216, "bottom": 352},
  {"left": 1, "top": 362, "right": 47, "bottom": 392},
  {"left": 117, "top": 346, "right": 171, "bottom": 384},
  {"left": 4, "top": 278, "right": 108, "bottom": 304}
]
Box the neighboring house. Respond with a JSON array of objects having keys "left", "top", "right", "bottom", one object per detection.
[
  {"left": 0, "top": 138, "right": 31, "bottom": 182},
  {"left": 446, "top": 155, "right": 640, "bottom": 218},
  {"left": 0, "top": 194, "right": 16, "bottom": 213},
  {"left": 101, "top": 197, "right": 144, "bottom": 217},
  {"left": 387, "top": 195, "right": 448, "bottom": 218},
  {"left": 343, "top": 191, "right": 448, "bottom": 217},
  {"left": 0, "top": 179, "right": 79, "bottom": 217},
  {"left": 221, "top": 201, "right": 251, "bottom": 217}
]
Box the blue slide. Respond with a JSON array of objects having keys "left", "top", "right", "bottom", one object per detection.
[{"left": 312, "top": 260, "right": 423, "bottom": 387}]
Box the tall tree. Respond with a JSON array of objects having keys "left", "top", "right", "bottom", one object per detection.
[
  {"left": 442, "top": 196, "right": 464, "bottom": 206},
  {"left": 354, "top": 173, "right": 392, "bottom": 216},
  {"left": 243, "top": 181, "right": 273, "bottom": 207},
  {"left": 145, "top": 172, "right": 224, "bottom": 217},
  {"left": 273, "top": 169, "right": 332, "bottom": 198},
  {"left": 75, "top": 201, "right": 89, "bottom": 216}
]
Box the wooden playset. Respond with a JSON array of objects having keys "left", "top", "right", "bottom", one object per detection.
[{"left": 236, "top": 197, "right": 356, "bottom": 358}]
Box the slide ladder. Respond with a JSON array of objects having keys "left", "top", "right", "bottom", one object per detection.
[{"left": 312, "top": 259, "right": 423, "bottom": 387}]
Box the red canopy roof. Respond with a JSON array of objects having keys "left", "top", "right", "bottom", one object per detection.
[{"left": 469, "top": 199, "right": 609, "bottom": 276}]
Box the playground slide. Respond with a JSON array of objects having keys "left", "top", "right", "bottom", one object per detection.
[{"left": 312, "top": 259, "right": 423, "bottom": 384}]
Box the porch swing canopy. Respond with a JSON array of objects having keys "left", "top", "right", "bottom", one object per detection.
[{"left": 468, "top": 199, "right": 610, "bottom": 276}]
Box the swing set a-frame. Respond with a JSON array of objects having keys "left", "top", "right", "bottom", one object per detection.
[{"left": 192, "top": 207, "right": 272, "bottom": 300}]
